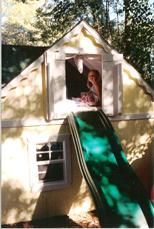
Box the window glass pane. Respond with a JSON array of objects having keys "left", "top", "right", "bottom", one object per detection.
[
  {"left": 66, "top": 56, "right": 102, "bottom": 107},
  {"left": 51, "top": 151, "right": 63, "bottom": 160},
  {"left": 36, "top": 143, "right": 49, "bottom": 152},
  {"left": 38, "top": 164, "right": 48, "bottom": 172},
  {"left": 38, "top": 173, "right": 47, "bottom": 180},
  {"left": 36, "top": 153, "right": 49, "bottom": 161},
  {"left": 50, "top": 142, "right": 63, "bottom": 151},
  {"left": 38, "top": 163, "right": 64, "bottom": 182}
]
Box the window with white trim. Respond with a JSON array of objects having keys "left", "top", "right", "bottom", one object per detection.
[
  {"left": 28, "top": 134, "right": 71, "bottom": 191},
  {"left": 65, "top": 54, "right": 102, "bottom": 106},
  {"left": 46, "top": 50, "right": 123, "bottom": 120}
]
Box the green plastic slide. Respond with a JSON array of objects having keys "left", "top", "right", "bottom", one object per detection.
[{"left": 68, "top": 110, "right": 154, "bottom": 228}]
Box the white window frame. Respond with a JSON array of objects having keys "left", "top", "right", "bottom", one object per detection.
[
  {"left": 65, "top": 53, "right": 103, "bottom": 107},
  {"left": 28, "top": 134, "right": 71, "bottom": 192},
  {"left": 46, "top": 50, "right": 123, "bottom": 121}
]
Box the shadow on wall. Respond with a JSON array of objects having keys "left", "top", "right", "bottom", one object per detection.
[
  {"left": 1, "top": 121, "right": 153, "bottom": 225},
  {"left": 123, "top": 79, "right": 153, "bottom": 113},
  {"left": 32, "top": 124, "right": 94, "bottom": 222},
  {"left": 113, "top": 119, "right": 154, "bottom": 198},
  {"left": 1, "top": 125, "right": 94, "bottom": 225},
  {"left": 1, "top": 71, "right": 94, "bottom": 225},
  {"left": 1, "top": 57, "right": 154, "bottom": 225},
  {"left": 1, "top": 181, "right": 83, "bottom": 228},
  {"left": 132, "top": 140, "right": 154, "bottom": 199},
  {"left": 1, "top": 182, "right": 36, "bottom": 224},
  {"left": 2, "top": 68, "right": 45, "bottom": 121}
]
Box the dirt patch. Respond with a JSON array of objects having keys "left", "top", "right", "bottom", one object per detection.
[{"left": 2, "top": 210, "right": 101, "bottom": 228}]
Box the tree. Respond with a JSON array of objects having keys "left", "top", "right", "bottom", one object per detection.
[
  {"left": 2, "top": 0, "right": 153, "bottom": 85},
  {"left": 122, "top": 0, "right": 153, "bottom": 84},
  {"left": 1, "top": 0, "right": 42, "bottom": 45},
  {"left": 35, "top": 0, "right": 115, "bottom": 44}
]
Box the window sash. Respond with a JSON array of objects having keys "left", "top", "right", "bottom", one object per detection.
[
  {"left": 28, "top": 134, "right": 71, "bottom": 191},
  {"left": 46, "top": 51, "right": 123, "bottom": 120}
]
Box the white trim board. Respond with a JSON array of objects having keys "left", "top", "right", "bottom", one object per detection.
[
  {"left": 2, "top": 118, "right": 66, "bottom": 128},
  {"left": 110, "top": 113, "right": 154, "bottom": 121},
  {"left": 27, "top": 133, "right": 71, "bottom": 192},
  {"left": 2, "top": 113, "right": 154, "bottom": 128}
]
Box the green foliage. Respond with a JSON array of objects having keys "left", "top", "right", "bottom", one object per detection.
[
  {"left": 123, "top": 0, "right": 154, "bottom": 85},
  {"left": 35, "top": 0, "right": 78, "bottom": 43},
  {"left": 2, "top": 22, "right": 36, "bottom": 45},
  {"left": 2, "top": 0, "right": 154, "bottom": 86},
  {"left": 112, "top": 0, "right": 153, "bottom": 86},
  {"left": 2, "top": 45, "right": 47, "bottom": 85},
  {"left": 1, "top": 0, "right": 40, "bottom": 45},
  {"left": 35, "top": 0, "right": 114, "bottom": 44}
]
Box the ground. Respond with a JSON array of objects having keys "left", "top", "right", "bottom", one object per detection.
[{"left": 2, "top": 210, "right": 101, "bottom": 228}]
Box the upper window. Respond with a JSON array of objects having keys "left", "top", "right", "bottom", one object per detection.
[
  {"left": 46, "top": 51, "right": 123, "bottom": 120},
  {"left": 28, "top": 134, "right": 71, "bottom": 191},
  {"left": 65, "top": 55, "right": 102, "bottom": 107}
]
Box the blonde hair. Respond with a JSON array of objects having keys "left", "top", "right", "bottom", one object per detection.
[{"left": 88, "top": 69, "right": 101, "bottom": 83}]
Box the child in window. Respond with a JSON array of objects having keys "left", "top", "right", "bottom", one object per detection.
[{"left": 81, "top": 69, "right": 102, "bottom": 106}]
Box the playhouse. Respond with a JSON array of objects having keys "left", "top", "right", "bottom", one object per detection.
[{"left": 2, "top": 20, "right": 154, "bottom": 225}]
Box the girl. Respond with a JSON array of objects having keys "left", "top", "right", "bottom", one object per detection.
[{"left": 81, "top": 69, "right": 102, "bottom": 106}]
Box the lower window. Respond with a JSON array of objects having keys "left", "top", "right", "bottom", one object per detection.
[{"left": 28, "top": 134, "right": 71, "bottom": 191}]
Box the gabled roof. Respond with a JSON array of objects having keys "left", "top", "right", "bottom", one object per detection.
[
  {"left": 49, "top": 20, "right": 111, "bottom": 53},
  {"left": 2, "top": 20, "right": 154, "bottom": 100}
]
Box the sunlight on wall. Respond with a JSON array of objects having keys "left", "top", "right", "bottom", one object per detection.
[
  {"left": 113, "top": 120, "right": 153, "bottom": 164},
  {"left": 2, "top": 58, "right": 154, "bottom": 224},
  {"left": 2, "top": 124, "right": 69, "bottom": 188},
  {"left": 122, "top": 67, "right": 154, "bottom": 113},
  {"left": 2, "top": 118, "right": 153, "bottom": 224},
  {"left": 2, "top": 124, "right": 95, "bottom": 224},
  {"left": 2, "top": 179, "right": 39, "bottom": 224},
  {"left": 6, "top": 209, "right": 18, "bottom": 224},
  {"left": 68, "top": 179, "right": 94, "bottom": 215},
  {"left": 2, "top": 68, "right": 44, "bottom": 120},
  {"left": 63, "top": 27, "right": 104, "bottom": 54},
  {"left": 117, "top": 121, "right": 127, "bottom": 129},
  {"left": 122, "top": 71, "right": 132, "bottom": 86},
  {"left": 126, "top": 133, "right": 151, "bottom": 164},
  {"left": 2, "top": 138, "right": 29, "bottom": 186},
  {"left": 112, "top": 119, "right": 153, "bottom": 197},
  {"left": 123, "top": 85, "right": 153, "bottom": 113}
]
